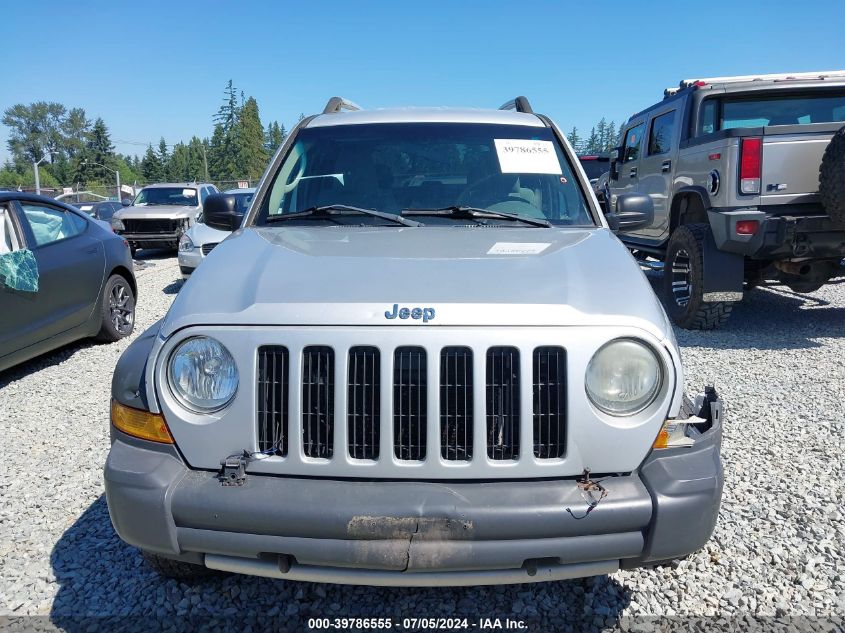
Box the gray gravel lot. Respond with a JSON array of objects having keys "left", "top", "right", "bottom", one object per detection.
[{"left": 0, "top": 254, "right": 843, "bottom": 631}]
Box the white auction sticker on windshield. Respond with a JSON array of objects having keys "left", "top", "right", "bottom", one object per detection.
[
  {"left": 494, "top": 139, "right": 562, "bottom": 174},
  {"left": 488, "top": 242, "right": 551, "bottom": 255},
  {"left": 182, "top": 188, "right": 195, "bottom": 197}
]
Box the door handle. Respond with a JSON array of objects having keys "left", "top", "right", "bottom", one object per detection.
[
  {"left": 629, "top": 168, "right": 637, "bottom": 178},
  {"left": 85, "top": 246, "right": 98, "bottom": 254},
  {"left": 661, "top": 160, "right": 672, "bottom": 173}
]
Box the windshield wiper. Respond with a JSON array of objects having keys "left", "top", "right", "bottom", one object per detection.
[
  {"left": 265, "top": 204, "right": 422, "bottom": 227},
  {"left": 401, "top": 206, "right": 552, "bottom": 228}
]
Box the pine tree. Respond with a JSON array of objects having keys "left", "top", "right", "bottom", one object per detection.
[
  {"left": 585, "top": 127, "right": 600, "bottom": 154},
  {"left": 208, "top": 80, "right": 242, "bottom": 181},
  {"left": 566, "top": 126, "right": 581, "bottom": 153},
  {"left": 265, "top": 121, "right": 286, "bottom": 153},
  {"left": 141, "top": 145, "right": 164, "bottom": 183},
  {"left": 235, "top": 97, "right": 268, "bottom": 180},
  {"left": 605, "top": 121, "right": 617, "bottom": 152},
  {"left": 157, "top": 138, "right": 169, "bottom": 175},
  {"left": 73, "top": 117, "right": 115, "bottom": 184}
]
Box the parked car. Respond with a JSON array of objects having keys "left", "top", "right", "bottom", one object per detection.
[
  {"left": 178, "top": 188, "right": 255, "bottom": 277},
  {"left": 578, "top": 154, "right": 611, "bottom": 211},
  {"left": 0, "top": 193, "right": 136, "bottom": 372},
  {"left": 606, "top": 70, "right": 845, "bottom": 329},
  {"left": 111, "top": 183, "right": 219, "bottom": 255},
  {"left": 73, "top": 200, "right": 123, "bottom": 223},
  {"left": 105, "top": 96, "right": 723, "bottom": 586}
]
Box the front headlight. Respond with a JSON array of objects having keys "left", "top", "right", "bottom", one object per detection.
[
  {"left": 585, "top": 339, "right": 662, "bottom": 416},
  {"left": 168, "top": 337, "right": 238, "bottom": 412},
  {"left": 111, "top": 218, "right": 125, "bottom": 231},
  {"left": 178, "top": 233, "right": 195, "bottom": 252}
]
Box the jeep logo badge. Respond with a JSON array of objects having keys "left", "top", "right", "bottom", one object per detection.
[{"left": 384, "top": 304, "right": 435, "bottom": 323}]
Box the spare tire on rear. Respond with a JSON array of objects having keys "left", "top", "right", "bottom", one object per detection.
[{"left": 819, "top": 124, "right": 845, "bottom": 229}]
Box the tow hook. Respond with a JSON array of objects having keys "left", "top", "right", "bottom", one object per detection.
[{"left": 219, "top": 451, "right": 250, "bottom": 486}]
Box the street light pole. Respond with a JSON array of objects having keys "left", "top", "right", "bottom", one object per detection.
[{"left": 33, "top": 154, "right": 51, "bottom": 195}]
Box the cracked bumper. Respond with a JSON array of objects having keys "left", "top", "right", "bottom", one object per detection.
[{"left": 104, "top": 401, "right": 723, "bottom": 586}]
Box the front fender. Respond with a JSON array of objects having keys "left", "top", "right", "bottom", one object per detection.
[{"left": 111, "top": 319, "right": 162, "bottom": 413}]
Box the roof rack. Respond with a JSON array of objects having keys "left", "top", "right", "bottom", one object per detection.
[
  {"left": 322, "top": 97, "right": 362, "bottom": 114},
  {"left": 499, "top": 96, "right": 534, "bottom": 114},
  {"left": 664, "top": 70, "right": 845, "bottom": 97}
]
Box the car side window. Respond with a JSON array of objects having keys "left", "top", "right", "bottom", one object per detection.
[
  {"left": 648, "top": 111, "right": 675, "bottom": 155},
  {"left": 0, "top": 205, "right": 23, "bottom": 254},
  {"left": 20, "top": 203, "right": 87, "bottom": 247},
  {"left": 622, "top": 124, "right": 645, "bottom": 163},
  {"left": 699, "top": 100, "right": 718, "bottom": 136},
  {"left": 200, "top": 187, "right": 209, "bottom": 205}
]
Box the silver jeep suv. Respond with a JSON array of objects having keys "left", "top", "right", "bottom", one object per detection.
[{"left": 104, "top": 97, "right": 724, "bottom": 586}]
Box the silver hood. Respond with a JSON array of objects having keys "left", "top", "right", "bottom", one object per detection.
[
  {"left": 163, "top": 226, "right": 670, "bottom": 337},
  {"left": 114, "top": 204, "right": 199, "bottom": 220},
  {"left": 185, "top": 220, "right": 232, "bottom": 246}
]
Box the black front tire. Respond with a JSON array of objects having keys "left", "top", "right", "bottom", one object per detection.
[
  {"left": 141, "top": 551, "right": 216, "bottom": 580},
  {"left": 95, "top": 274, "right": 135, "bottom": 342},
  {"left": 663, "top": 224, "right": 734, "bottom": 330}
]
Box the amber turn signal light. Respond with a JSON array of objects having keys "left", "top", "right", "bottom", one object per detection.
[{"left": 111, "top": 400, "right": 174, "bottom": 444}]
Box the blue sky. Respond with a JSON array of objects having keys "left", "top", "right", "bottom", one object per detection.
[{"left": 3, "top": 0, "right": 844, "bottom": 165}]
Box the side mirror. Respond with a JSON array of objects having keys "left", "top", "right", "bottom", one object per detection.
[
  {"left": 121, "top": 198, "right": 131, "bottom": 206},
  {"left": 606, "top": 193, "right": 653, "bottom": 232},
  {"left": 203, "top": 194, "right": 244, "bottom": 232}
]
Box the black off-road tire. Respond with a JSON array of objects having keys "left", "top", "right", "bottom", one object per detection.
[
  {"left": 663, "top": 224, "right": 734, "bottom": 330},
  {"left": 95, "top": 274, "right": 135, "bottom": 342},
  {"left": 819, "top": 124, "right": 845, "bottom": 229},
  {"left": 141, "top": 551, "right": 216, "bottom": 580}
]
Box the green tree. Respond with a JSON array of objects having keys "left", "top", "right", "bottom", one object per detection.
[
  {"left": 585, "top": 127, "right": 600, "bottom": 154},
  {"left": 235, "top": 97, "right": 268, "bottom": 180},
  {"left": 166, "top": 136, "right": 206, "bottom": 181},
  {"left": 265, "top": 121, "right": 286, "bottom": 153},
  {"left": 603, "top": 121, "right": 617, "bottom": 152},
  {"left": 72, "top": 117, "right": 116, "bottom": 185},
  {"left": 2, "top": 102, "right": 70, "bottom": 166},
  {"left": 157, "top": 138, "right": 169, "bottom": 170},
  {"left": 62, "top": 108, "right": 91, "bottom": 160},
  {"left": 208, "top": 80, "right": 241, "bottom": 181},
  {"left": 566, "top": 126, "right": 581, "bottom": 152},
  {"left": 141, "top": 144, "right": 164, "bottom": 183}
]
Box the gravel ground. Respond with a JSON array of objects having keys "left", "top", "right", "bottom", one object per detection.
[{"left": 0, "top": 253, "right": 843, "bottom": 632}]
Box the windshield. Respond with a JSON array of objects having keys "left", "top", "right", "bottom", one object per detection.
[
  {"left": 703, "top": 91, "right": 845, "bottom": 132},
  {"left": 133, "top": 187, "right": 198, "bottom": 206},
  {"left": 257, "top": 123, "right": 593, "bottom": 226}
]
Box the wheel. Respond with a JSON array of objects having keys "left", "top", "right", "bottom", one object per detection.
[
  {"left": 662, "top": 224, "right": 734, "bottom": 330},
  {"left": 819, "top": 124, "right": 845, "bottom": 229},
  {"left": 141, "top": 551, "right": 216, "bottom": 580},
  {"left": 95, "top": 274, "right": 135, "bottom": 342}
]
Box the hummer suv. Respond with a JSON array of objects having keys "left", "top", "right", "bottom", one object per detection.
[
  {"left": 112, "top": 182, "right": 219, "bottom": 255},
  {"left": 104, "top": 97, "right": 724, "bottom": 586},
  {"left": 606, "top": 70, "right": 845, "bottom": 329}
]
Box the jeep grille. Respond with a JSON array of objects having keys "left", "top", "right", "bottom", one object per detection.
[
  {"left": 255, "top": 344, "right": 568, "bottom": 469},
  {"left": 302, "top": 346, "right": 334, "bottom": 458}
]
